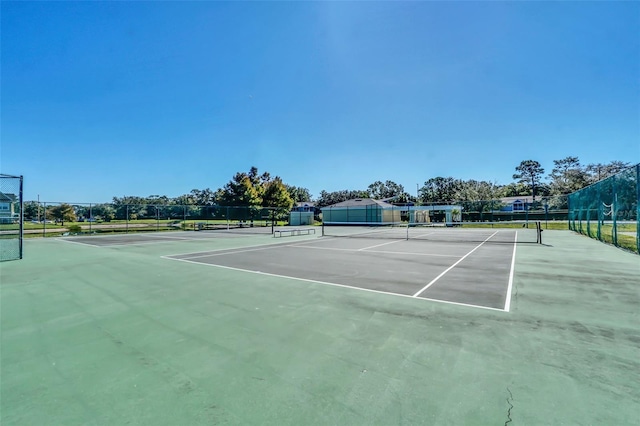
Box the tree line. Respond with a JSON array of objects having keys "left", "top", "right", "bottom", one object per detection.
[
  {"left": 24, "top": 158, "right": 633, "bottom": 223},
  {"left": 318, "top": 157, "right": 631, "bottom": 207}
]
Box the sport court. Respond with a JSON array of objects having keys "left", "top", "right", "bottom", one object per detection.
[
  {"left": 164, "top": 227, "right": 524, "bottom": 311},
  {"left": 1, "top": 228, "right": 639, "bottom": 425}
]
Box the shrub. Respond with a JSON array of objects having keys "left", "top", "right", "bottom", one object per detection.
[{"left": 67, "top": 224, "right": 82, "bottom": 234}]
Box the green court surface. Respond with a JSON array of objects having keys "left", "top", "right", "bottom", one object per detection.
[{"left": 1, "top": 231, "right": 639, "bottom": 425}]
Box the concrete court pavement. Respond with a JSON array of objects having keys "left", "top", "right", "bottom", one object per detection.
[{"left": 0, "top": 230, "right": 638, "bottom": 425}]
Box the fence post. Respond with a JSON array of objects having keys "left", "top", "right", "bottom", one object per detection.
[
  {"left": 19, "top": 176, "right": 24, "bottom": 259},
  {"left": 637, "top": 165, "right": 640, "bottom": 254},
  {"left": 611, "top": 175, "right": 617, "bottom": 247}
]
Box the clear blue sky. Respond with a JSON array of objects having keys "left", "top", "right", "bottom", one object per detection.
[{"left": 2, "top": 1, "right": 638, "bottom": 203}]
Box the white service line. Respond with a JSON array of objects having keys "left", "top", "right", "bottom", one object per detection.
[
  {"left": 172, "top": 244, "right": 284, "bottom": 260},
  {"left": 412, "top": 231, "right": 499, "bottom": 298},
  {"left": 141, "top": 234, "right": 195, "bottom": 240},
  {"left": 293, "top": 244, "right": 460, "bottom": 257},
  {"left": 504, "top": 231, "right": 518, "bottom": 312},
  {"left": 357, "top": 239, "right": 405, "bottom": 251},
  {"left": 412, "top": 232, "right": 435, "bottom": 239},
  {"left": 162, "top": 239, "right": 298, "bottom": 258},
  {"left": 56, "top": 238, "right": 102, "bottom": 247}
]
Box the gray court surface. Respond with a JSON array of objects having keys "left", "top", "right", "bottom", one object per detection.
[
  {"left": 165, "top": 234, "right": 518, "bottom": 311},
  {"left": 60, "top": 228, "right": 284, "bottom": 247}
]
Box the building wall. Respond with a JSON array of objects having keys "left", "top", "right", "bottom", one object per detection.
[
  {"left": 289, "top": 211, "right": 313, "bottom": 226},
  {"left": 321, "top": 205, "right": 405, "bottom": 223},
  {"left": 322, "top": 205, "right": 384, "bottom": 223}
]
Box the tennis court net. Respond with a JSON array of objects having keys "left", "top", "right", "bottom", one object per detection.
[{"left": 322, "top": 221, "right": 543, "bottom": 244}]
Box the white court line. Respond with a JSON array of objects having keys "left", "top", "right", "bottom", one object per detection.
[
  {"left": 56, "top": 238, "right": 102, "bottom": 247},
  {"left": 412, "top": 232, "right": 435, "bottom": 239},
  {"left": 166, "top": 243, "right": 289, "bottom": 260},
  {"left": 163, "top": 256, "right": 506, "bottom": 312},
  {"left": 139, "top": 234, "right": 195, "bottom": 240},
  {"left": 173, "top": 241, "right": 462, "bottom": 261},
  {"left": 358, "top": 239, "right": 405, "bottom": 251},
  {"left": 162, "top": 239, "right": 298, "bottom": 258},
  {"left": 58, "top": 232, "right": 207, "bottom": 248},
  {"left": 292, "top": 244, "right": 460, "bottom": 258},
  {"left": 412, "top": 231, "right": 499, "bottom": 298},
  {"left": 74, "top": 239, "right": 197, "bottom": 248},
  {"left": 504, "top": 231, "right": 518, "bottom": 312}
]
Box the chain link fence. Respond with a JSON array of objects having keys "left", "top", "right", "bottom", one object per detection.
[
  {"left": 21, "top": 203, "right": 289, "bottom": 237},
  {"left": 568, "top": 163, "right": 639, "bottom": 254},
  {"left": 0, "top": 174, "right": 23, "bottom": 261},
  {"left": 320, "top": 196, "right": 568, "bottom": 226}
]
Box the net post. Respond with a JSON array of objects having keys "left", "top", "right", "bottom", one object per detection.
[{"left": 537, "top": 221, "right": 542, "bottom": 244}]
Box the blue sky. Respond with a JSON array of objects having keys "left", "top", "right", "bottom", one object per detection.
[{"left": 2, "top": 1, "right": 638, "bottom": 203}]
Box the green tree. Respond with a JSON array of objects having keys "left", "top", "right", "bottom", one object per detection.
[
  {"left": 112, "top": 196, "right": 146, "bottom": 220},
  {"left": 456, "top": 180, "right": 499, "bottom": 202},
  {"left": 174, "top": 193, "right": 198, "bottom": 206},
  {"left": 367, "top": 180, "right": 405, "bottom": 199},
  {"left": 315, "top": 189, "right": 370, "bottom": 207},
  {"left": 23, "top": 201, "right": 40, "bottom": 220},
  {"left": 92, "top": 204, "right": 115, "bottom": 221},
  {"left": 189, "top": 188, "right": 217, "bottom": 206},
  {"left": 218, "top": 172, "right": 262, "bottom": 207},
  {"left": 548, "top": 156, "right": 589, "bottom": 195},
  {"left": 285, "top": 185, "right": 312, "bottom": 203},
  {"left": 585, "top": 161, "right": 632, "bottom": 183},
  {"left": 419, "top": 177, "right": 462, "bottom": 203},
  {"left": 513, "top": 160, "right": 545, "bottom": 202},
  {"left": 498, "top": 182, "right": 531, "bottom": 197},
  {"left": 147, "top": 195, "right": 170, "bottom": 205},
  {"left": 263, "top": 177, "right": 294, "bottom": 220},
  {"left": 456, "top": 180, "right": 500, "bottom": 217},
  {"left": 263, "top": 177, "right": 294, "bottom": 207},
  {"left": 49, "top": 203, "right": 76, "bottom": 226}
]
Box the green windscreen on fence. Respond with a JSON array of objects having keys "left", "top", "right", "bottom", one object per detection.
[{"left": 568, "top": 164, "right": 639, "bottom": 254}]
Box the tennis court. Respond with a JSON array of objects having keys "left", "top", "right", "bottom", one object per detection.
[
  {"left": 59, "top": 226, "right": 294, "bottom": 247},
  {"left": 1, "top": 228, "right": 639, "bottom": 425},
  {"left": 164, "top": 228, "right": 528, "bottom": 311}
]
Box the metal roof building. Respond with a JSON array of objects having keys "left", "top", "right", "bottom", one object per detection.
[{"left": 321, "top": 198, "right": 402, "bottom": 223}]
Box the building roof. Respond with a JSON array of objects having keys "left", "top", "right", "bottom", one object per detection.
[
  {"left": 500, "top": 196, "right": 534, "bottom": 204},
  {"left": 0, "top": 192, "right": 17, "bottom": 202},
  {"left": 322, "top": 198, "right": 396, "bottom": 209}
]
